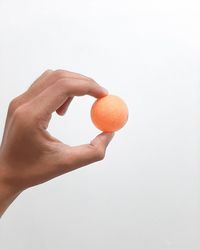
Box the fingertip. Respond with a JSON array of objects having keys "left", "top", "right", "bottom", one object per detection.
[
  {"left": 90, "top": 85, "right": 109, "bottom": 98},
  {"left": 101, "top": 131, "right": 115, "bottom": 140},
  {"left": 56, "top": 109, "right": 65, "bottom": 116},
  {"left": 56, "top": 97, "right": 74, "bottom": 116},
  {"left": 91, "top": 132, "right": 115, "bottom": 147},
  {"left": 101, "top": 87, "right": 109, "bottom": 96}
]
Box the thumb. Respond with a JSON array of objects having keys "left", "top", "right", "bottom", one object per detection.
[
  {"left": 59, "top": 132, "right": 115, "bottom": 173},
  {"left": 90, "top": 132, "right": 115, "bottom": 150}
]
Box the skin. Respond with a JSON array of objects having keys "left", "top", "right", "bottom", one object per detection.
[{"left": 0, "top": 69, "right": 114, "bottom": 217}]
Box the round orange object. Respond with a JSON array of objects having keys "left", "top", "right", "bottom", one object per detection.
[{"left": 91, "top": 95, "right": 128, "bottom": 132}]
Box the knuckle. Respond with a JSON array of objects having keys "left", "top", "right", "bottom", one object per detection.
[
  {"left": 42, "top": 69, "right": 53, "bottom": 76},
  {"left": 53, "top": 69, "right": 68, "bottom": 80},
  {"left": 8, "top": 97, "right": 20, "bottom": 114},
  {"left": 13, "top": 105, "right": 32, "bottom": 125},
  {"left": 58, "top": 78, "right": 80, "bottom": 95},
  {"left": 87, "top": 77, "right": 95, "bottom": 83},
  {"left": 13, "top": 107, "right": 26, "bottom": 121},
  {"left": 57, "top": 78, "right": 69, "bottom": 89},
  {"left": 94, "top": 147, "right": 105, "bottom": 161},
  {"left": 54, "top": 79, "right": 72, "bottom": 97},
  {"left": 44, "top": 69, "right": 52, "bottom": 73}
]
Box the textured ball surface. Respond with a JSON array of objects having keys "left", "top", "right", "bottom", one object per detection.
[{"left": 91, "top": 95, "right": 128, "bottom": 132}]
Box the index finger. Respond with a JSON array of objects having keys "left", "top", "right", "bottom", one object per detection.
[{"left": 29, "top": 77, "right": 108, "bottom": 116}]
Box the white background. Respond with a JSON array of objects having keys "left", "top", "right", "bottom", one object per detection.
[{"left": 0, "top": 0, "right": 200, "bottom": 249}]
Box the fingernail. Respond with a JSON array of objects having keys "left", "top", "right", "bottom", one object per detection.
[
  {"left": 101, "top": 87, "right": 109, "bottom": 95},
  {"left": 104, "top": 132, "right": 115, "bottom": 145},
  {"left": 109, "top": 132, "right": 115, "bottom": 140}
]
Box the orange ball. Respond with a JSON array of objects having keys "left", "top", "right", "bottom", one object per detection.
[{"left": 91, "top": 95, "right": 128, "bottom": 132}]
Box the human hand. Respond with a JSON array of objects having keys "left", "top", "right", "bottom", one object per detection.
[{"left": 0, "top": 70, "right": 114, "bottom": 216}]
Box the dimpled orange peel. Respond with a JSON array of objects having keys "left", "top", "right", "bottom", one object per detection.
[{"left": 91, "top": 95, "right": 128, "bottom": 132}]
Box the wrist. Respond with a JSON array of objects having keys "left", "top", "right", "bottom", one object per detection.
[{"left": 0, "top": 163, "right": 22, "bottom": 217}]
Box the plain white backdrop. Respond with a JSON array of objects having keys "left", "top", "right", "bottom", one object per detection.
[{"left": 0, "top": 0, "right": 200, "bottom": 249}]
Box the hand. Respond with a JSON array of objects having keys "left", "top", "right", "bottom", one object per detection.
[{"left": 0, "top": 70, "right": 114, "bottom": 216}]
